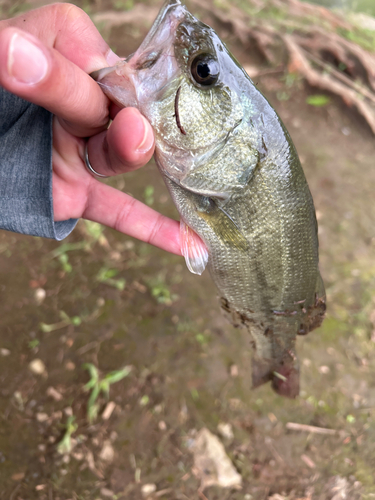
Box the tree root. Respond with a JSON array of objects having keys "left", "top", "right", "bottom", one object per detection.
[
  {"left": 191, "top": 0, "right": 375, "bottom": 134},
  {"left": 93, "top": 0, "right": 375, "bottom": 134}
]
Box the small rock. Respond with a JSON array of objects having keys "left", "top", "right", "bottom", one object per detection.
[
  {"left": 51, "top": 410, "right": 63, "bottom": 420},
  {"left": 65, "top": 338, "right": 74, "bottom": 348},
  {"left": 268, "top": 413, "right": 277, "bottom": 423},
  {"left": 327, "top": 476, "right": 351, "bottom": 500},
  {"left": 46, "top": 386, "right": 63, "bottom": 401},
  {"left": 29, "top": 359, "right": 46, "bottom": 375},
  {"left": 141, "top": 483, "right": 157, "bottom": 497},
  {"left": 96, "top": 297, "right": 105, "bottom": 307},
  {"left": 229, "top": 364, "right": 238, "bottom": 377},
  {"left": 102, "top": 401, "right": 116, "bottom": 421},
  {"left": 64, "top": 407, "right": 73, "bottom": 417},
  {"left": 158, "top": 420, "right": 167, "bottom": 431},
  {"left": 13, "top": 391, "right": 24, "bottom": 410},
  {"left": 189, "top": 427, "right": 242, "bottom": 490},
  {"left": 153, "top": 404, "right": 163, "bottom": 414},
  {"left": 217, "top": 422, "right": 234, "bottom": 441},
  {"left": 228, "top": 398, "right": 242, "bottom": 411},
  {"left": 100, "top": 488, "right": 115, "bottom": 497},
  {"left": 36, "top": 412, "right": 49, "bottom": 423},
  {"left": 0, "top": 348, "right": 10, "bottom": 357},
  {"left": 11, "top": 472, "right": 25, "bottom": 481},
  {"left": 109, "top": 251, "right": 121, "bottom": 261},
  {"left": 72, "top": 451, "right": 84, "bottom": 461},
  {"left": 124, "top": 240, "right": 134, "bottom": 250},
  {"left": 133, "top": 281, "right": 147, "bottom": 293},
  {"left": 319, "top": 365, "right": 330, "bottom": 374},
  {"left": 65, "top": 361, "right": 76, "bottom": 371},
  {"left": 99, "top": 440, "right": 115, "bottom": 463},
  {"left": 34, "top": 288, "right": 46, "bottom": 305},
  {"left": 110, "top": 431, "right": 118, "bottom": 442}
]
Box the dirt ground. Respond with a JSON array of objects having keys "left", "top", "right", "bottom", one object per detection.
[{"left": 1, "top": 0, "right": 375, "bottom": 499}]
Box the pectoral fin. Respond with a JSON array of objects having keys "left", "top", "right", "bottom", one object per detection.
[{"left": 198, "top": 205, "right": 249, "bottom": 251}]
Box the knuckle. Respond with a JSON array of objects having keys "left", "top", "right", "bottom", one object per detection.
[
  {"left": 147, "top": 214, "right": 164, "bottom": 246},
  {"left": 52, "top": 3, "right": 88, "bottom": 22},
  {"left": 51, "top": 3, "right": 93, "bottom": 35},
  {"left": 114, "top": 197, "right": 137, "bottom": 233}
]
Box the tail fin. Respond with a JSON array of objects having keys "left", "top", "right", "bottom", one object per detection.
[{"left": 252, "top": 356, "right": 300, "bottom": 399}]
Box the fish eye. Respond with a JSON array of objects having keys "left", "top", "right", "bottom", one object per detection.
[{"left": 190, "top": 53, "right": 219, "bottom": 86}]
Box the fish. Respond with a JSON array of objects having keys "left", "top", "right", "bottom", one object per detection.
[{"left": 92, "top": 0, "right": 326, "bottom": 398}]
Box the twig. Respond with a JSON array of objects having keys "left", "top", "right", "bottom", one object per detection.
[
  {"left": 198, "top": 491, "right": 209, "bottom": 500},
  {"left": 359, "top": 407, "right": 375, "bottom": 413},
  {"left": 301, "top": 454, "right": 316, "bottom": 468},
  {"left": 283, "top": 34, "right": 375, "bottom": 134},
  {"left": 300, "top": 47, "right": 375, "bottom": 106},
  {"left": 156, "top": 488, "right": 173, "bottom": 497},
  {"left": 76, "top": 341, "right": 98, "bottom": 355},
  {"left": 10, "top": 483, "right": 21, "bottom": 500},
  {"left": 286, "top": 422, "right": 337, "bottom": 435}
]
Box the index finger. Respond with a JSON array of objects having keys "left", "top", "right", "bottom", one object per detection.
[{"left": 83, "top": 180, "right": 182, "bottom": 255}]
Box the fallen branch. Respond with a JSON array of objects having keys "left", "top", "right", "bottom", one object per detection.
[
  {"left": 92, "top": 0, "right": 375, "bottom": 134},
  {"left": 195, "top": 0, "right": 375, "bottom": 134},
  {"left": 286, "top": 422, "right": 338, "bottom": 435}
]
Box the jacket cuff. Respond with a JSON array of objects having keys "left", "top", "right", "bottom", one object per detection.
[{"left": 0, "top": 87, "right": 78, "bottom": 240}]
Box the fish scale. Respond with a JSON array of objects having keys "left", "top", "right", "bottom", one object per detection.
[{"left": 92, "top": 0, "right": 326, "bottom": 398}]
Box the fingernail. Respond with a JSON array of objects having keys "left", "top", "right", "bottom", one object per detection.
[
  {"left": 137, "top": 114, "right": 154, "bottom": 153},
  {"left": 106, "top": 49, "right": 120, "bottom": 66},
  {"left": 8, "top": 33, "right": 48, "bottom": 84}
]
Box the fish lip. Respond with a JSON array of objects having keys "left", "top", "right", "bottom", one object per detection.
[
  {"left": 91, "top": 1, "right": 187, "bottom": 107},
  {"left": 90, "top": 65, "right": 119, "bottom": 82}
]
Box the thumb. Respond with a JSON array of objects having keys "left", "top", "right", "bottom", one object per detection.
[{"left": 0, "top": 26, "right": 110, "bottom": 137}]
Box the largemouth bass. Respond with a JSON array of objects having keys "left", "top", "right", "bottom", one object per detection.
[{"left": 92, "top": 0, "right": 326, "bottom": 398}]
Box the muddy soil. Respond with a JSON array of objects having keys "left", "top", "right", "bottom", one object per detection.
[{"left": 1, "top": 1, "right": 375, "bottom": 499}]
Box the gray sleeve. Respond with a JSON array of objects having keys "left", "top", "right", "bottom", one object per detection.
[{"left": 0, "top": 87, "right": 78, "bottom": 240}]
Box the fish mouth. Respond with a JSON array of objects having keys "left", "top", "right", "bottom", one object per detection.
[{"left": 90, "top": 0, "right": 187, "bottom": 109}]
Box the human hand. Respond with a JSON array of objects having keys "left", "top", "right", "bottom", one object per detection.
[{"left": 0, "top": 4, "right": 181, "bottom": 254}]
